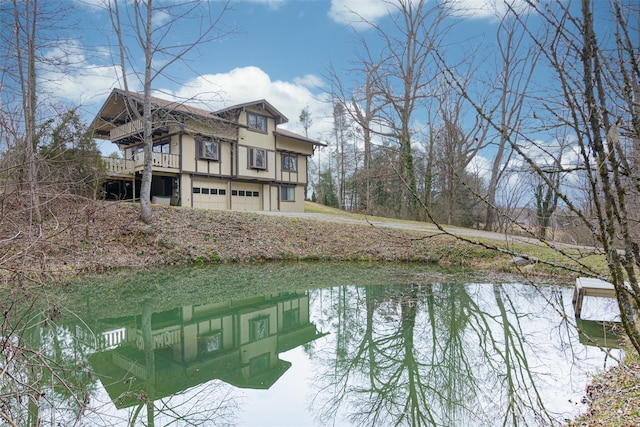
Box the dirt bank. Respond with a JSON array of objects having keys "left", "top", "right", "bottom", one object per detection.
[{"left": 4, "top": 200, "right": 517, "bottom": 277}]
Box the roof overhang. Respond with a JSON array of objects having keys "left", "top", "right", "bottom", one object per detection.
[{"left": 274, "top": 128, "right": 326, "bottom": 147}]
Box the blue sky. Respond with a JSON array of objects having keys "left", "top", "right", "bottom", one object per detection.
[
  {"left": 35, "top": 0, "right": 516, "bottom": 156},
  {"left": 41, "top": 0, "right": 510, "bottom": 145}
]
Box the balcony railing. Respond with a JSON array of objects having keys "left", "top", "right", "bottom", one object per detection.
[
  {"left": 103, "top": 152, "right": 180, "bottom": 177},
  {"left": 134, "top": 152, "right": 180, "bottom": 170},
  {"left": 103, "top": 157, "right": 134, "bottom": 176},
  {"left": 110, "top": 119, "right": 143, "bottom": 141}
]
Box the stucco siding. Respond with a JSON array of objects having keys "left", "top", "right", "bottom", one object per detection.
[
  {"left": 279, "top": 185, "right": 305, "bottom": 213},
  {"left": 275, "top": 138, "right": 314, "bottom": 155}
]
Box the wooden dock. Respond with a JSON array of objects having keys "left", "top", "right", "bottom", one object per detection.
[{"left": 572, "top": 277, "right": 617, "bottom": 318}]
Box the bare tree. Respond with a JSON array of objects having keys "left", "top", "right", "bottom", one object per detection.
[
  {"left": 329, "top": 0, "right": 451, "bottom": 219},
  {"left": 433, "top": 0, "right": 640, "bottom": 355},
  {"left": 369, "top": 0, "right": 450, "bottom": 219},
  {"left": 483, "top": 7, "right": 541, "bottom": 232},
  {"left": 432, "top": 83, "right": 489, "bottom": 225},
  {"left": 107, "top": 0, "right": 233, "bottom": 223},
  {"left": 5, "top": 0, "right": 43, "bottom": 227}
]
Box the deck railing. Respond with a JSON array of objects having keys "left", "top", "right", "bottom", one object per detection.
[
  {"left": 134, "top": 152, "right": 180, "bottom": 170},
  {"left": 110, "top": 119, "right": 143, "bottom": 140},
  {"left": 103, "top": 157, "right": 134, "bottom": 175},
  {"left": 102, "top": 152, "right": 180, "bottom": 177}
]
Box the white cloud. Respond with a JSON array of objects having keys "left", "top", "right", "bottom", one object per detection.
[
  {"left": 467, "top": 153, "right": 492, "bottom": 181},
  {"left": 448, "top": 0, "right": 533, "bottom": 20},
  {"left": 328, "top": 0, "right": 532, "bottom": 27},
  {"left": 39, "top": 40, "right": 123, "bottom": 106},
  {"left": 244, "top": 0, "right": 286, "bottom": 9},
  {"left": 158, "top": 66, "right": 333, "bottom": 142},
  {"left": 328, "top": 0, "right": 394, "bottom": 29}
]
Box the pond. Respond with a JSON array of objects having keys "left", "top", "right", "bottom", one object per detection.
[{"left": 1, "top": 263, "right": 623, "bottom": 426}]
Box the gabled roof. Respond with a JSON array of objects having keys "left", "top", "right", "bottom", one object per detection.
[
  {"left": 90, "top": 89, "right": 234, "bottom": 139},
  {"left": 91, "top": 89, "right": 323, "bottom": 147},
  {"left": 214, "top": 99, "right": 288, "bottom": 125}
]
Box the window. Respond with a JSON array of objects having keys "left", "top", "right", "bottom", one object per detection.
[
  {"left": 239, "top": 190, "right": 245, "bottom": 196},
  {"left": 249, "top": 148, "right": 267, "bottom": 170},
  {"left": 250, "top": 317, "right": 269, "bottom": 341},
  {"left": 193, "top": 187, "right": 201, "bottom": 194},
  {"left": 202, "top": 188, "right": 210, "bottom": 195},
  {"left": 198, "top": 139, "right": 219, "bottom": 161},
  {"left": 280, "top": 185, "right": 295, "bottom": 201},
  {"left": 252, "top": 191, "right": 259, "bottom": 197},
  {"left": 247, "top": 112, "right": 267, "bottom": 132},
  {"left": 219, "top": 189, "right": 226, "bottom": 195},
  {"left": 153, "top": 141, "right": 170, "bottom": 153},
  {"left": 283, "top": 309, "right": 300, "bottom": 330},
  {"left": 232, "top": 190, "right": 238, "bottom": 196},
  {"left": 211, "top": 188, "right": 218, "bottom": 195},
  {"left": 198, "top": 332, "right": 221, "bottom": 355},
  {"left": 282, "top": 153, "right": 297, "bottom": 171}
]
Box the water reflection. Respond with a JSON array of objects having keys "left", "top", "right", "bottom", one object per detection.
[
  {"left": 1, "top": 264, "right": 623, "bottom": 426},
  {"left": 83, "top": 290, "right": 325, "bottom": 404}
]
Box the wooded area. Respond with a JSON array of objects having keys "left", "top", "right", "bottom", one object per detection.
[{"left": 314, "top": 0, "right": 640, "bottom": 354}]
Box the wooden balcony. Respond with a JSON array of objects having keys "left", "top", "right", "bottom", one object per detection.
[
  {"left": 110, "top": 119, "right": 143, "bottom": 141},
  {"left": 103, "top": 152, "right": 180, "bottom": 178},
  {"left": 134, "top": 152, "right": 180, "bottom": 172},
  {"left": 103, "top": 157, "right": 134, "bottom": 177}
]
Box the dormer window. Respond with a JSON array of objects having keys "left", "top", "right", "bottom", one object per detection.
[{"left": 247, "top": 112, "right": 267, "bottom": 133}]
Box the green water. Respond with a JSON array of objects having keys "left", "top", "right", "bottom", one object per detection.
[{"left": 1, "top": 263, "right": 622, "bottom": 426}]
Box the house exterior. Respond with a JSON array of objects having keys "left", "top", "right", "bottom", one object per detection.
[{"left": 91, "top": 89, "right": 324, "bottom": 212}]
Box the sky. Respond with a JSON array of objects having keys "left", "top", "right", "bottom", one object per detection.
[{"left": 32, "top": 0, "right": 515, "bottom": 156}]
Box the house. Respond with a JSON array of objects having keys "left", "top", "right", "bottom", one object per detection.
[{"left": 91, "top": 89, "right": 324, "bottom": 212}]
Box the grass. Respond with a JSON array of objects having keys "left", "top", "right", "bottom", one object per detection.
[{"left": 303, "top": 201, "right": 609, "bottom": 277}]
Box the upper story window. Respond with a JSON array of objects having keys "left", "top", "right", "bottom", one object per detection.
[
  {"left": 247, "top": 112, "right": 267, "bottom": 133},
  {"left": 282, "top": 153, "right": 297, "bottom": 172},
  {"left": 249, "top": 148, "right": 267, "bottom": 170},
  {"left": 249, "top": 317, "right": 269, "bottom": 341},
  {"left": 153, "top": 141, "right": 170, "bottom": 153},
  {"left": 197, "top": 138, "right": 219, "bottom": 161}
]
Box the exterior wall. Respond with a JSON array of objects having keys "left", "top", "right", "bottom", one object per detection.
[
  {"left": 279, "top": 185, "right": 305, "bottom": 213},
  {"left": 236, "top": 144, "right": 276, "bottom": 180},
  {"left": 236, "top": 108, "right": 277, "bottom": 181},
  {"left": 181, "top": 134, "right": 232, "bottom": 177},
  {"left": 276, "top": 152, "right": 305, "bottom": 184},
  {"left": 275, "top": 138, "right": 314, "bottom": 156}
]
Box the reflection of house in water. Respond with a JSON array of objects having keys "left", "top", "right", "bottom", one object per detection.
[{"left": 79, "top": 291, "right": 326, "bottom": 408}]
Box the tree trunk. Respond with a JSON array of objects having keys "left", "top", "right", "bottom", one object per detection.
[{"left": 140, "top": 0, "right": 154, "bottom": 224}]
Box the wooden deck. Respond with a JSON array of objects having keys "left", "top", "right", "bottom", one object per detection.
[{"left": 572, "top": 277, "right": 617, "bottom": 318}]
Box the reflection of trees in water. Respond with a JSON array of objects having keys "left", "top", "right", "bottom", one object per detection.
[
  {"left": 1, "top": 291, "right": 95, "bottom": 425},
  {"left": 309, "top": 283, "right": 559, "bottom": 426},
  {"left": 1, "top": 291, "right": 239, "bottom": 426}
]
